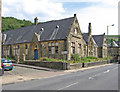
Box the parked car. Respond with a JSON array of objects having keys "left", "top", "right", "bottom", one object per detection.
[{"left": 1, "top": 58, "right": 13, "bottom": 70}]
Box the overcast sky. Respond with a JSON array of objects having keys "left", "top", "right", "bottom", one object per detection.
[{"left": 2, "top": 0, "right": 118, "bottom": 35}]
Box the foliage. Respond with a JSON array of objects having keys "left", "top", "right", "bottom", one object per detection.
[
  {"left": 2, "top": 17, "right": 34, "bottom": 32},
  {"left": 3, "top": 56, "right": 15, "bottom": 60},
  {"left": 87, "top": 56, "right": 98, "bottom": 59},
  {"left": 38, "top": 56, "right": 112, "bottom": 64},
  {"left": 107, "top": 35, "right": 120, "bottom": 43},
  {"left": 40, "top": 57, "right": 64, "bottom": 62},
  {"left": 71, "top": 54, "right": 80, "bottom": 62}
]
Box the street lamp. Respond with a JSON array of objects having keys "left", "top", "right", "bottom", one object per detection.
[{"left": 107, "top": 24, "right": 114, "bottom": 64}]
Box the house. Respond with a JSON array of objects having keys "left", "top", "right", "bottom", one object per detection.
[
  {"left": 92, "top": 34, "right": 107, "bottom": 58},
  {"left": 82, "top": 23, "right": 107, "bottom": 58},
  {"left": 108, "top": 39, "right": 120, "bottom": 56},
  {"left": 2, "top": 14, "right": 107, "bottom": 61}
]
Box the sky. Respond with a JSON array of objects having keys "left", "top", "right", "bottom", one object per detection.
[{"left": 2, "top": 0, "right": 119, "bottom": 35}]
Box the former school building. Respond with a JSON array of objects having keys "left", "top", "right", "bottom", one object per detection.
[{"left": 2, "top": 14, "right": 107, "bottom": 60}]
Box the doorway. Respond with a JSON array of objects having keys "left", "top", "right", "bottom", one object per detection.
[{"left": 34, "top": 49, "right": 38, "bottom": 60}]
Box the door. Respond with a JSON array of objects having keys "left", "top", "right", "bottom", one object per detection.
[{"left": 34, "top": 49, "right": 38, "bottom": 60}]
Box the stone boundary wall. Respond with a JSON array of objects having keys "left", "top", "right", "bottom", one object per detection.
[
  {"left": 69, "top": 61, "right": 108, "bottom": 69},
  {"left": 70, "top": 63, "right": 82, "bottom": 69},
  {"left": 21, "top": 60, "right": 70, "bottom": 70},
  {"left": 82, "top": 60, "right": 108, "bottom": 68},
  {"left": 12, "top": 60, "right": 109, "bottom": 70}
]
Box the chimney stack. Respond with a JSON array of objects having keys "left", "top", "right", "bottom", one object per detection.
[
  {"left": 74, "top": 14, "right": 76, "bottom": 17},
  {"left": 34, "top": 17, "right": 38, "bottom": 25},
  {"left": 88, "top": 23, "right": 92, "bottom": 36}
]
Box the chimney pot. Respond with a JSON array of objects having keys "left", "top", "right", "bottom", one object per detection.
[
  {"left": 74, "top": 14, "right": 76, "bottom": 17},
  {"left": 34, "top": 17, "right": 38, "bottom": 25}
]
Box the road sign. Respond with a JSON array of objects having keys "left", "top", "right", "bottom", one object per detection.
[{"left": 61, "top": 51, "right": 68, "bottom": 54}]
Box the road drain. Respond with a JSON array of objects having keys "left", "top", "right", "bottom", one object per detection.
[{"left": 18, "top": 78, "right": 23, "bottom": 80}]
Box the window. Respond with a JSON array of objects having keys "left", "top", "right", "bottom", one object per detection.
[
  {"left": 73, "top": 47, "right": 75, "bottom": 54},
  {"left": 13, "top": 46, "right": 15, "bottom": 56},
  {"left": 52, "top": 43, "right": 54, "bottom": 46},
  {"left": 48, "top": 42, "right": 59, "bottom": 54},
  {"left": 25, "top": 49, "right": 28, "bottom": 55},
  {"left": 48, "top": 46, "right": 51, "bottom": 54},
  {"left": 4, "top": 47, "right": 9, "bottom": 56},
  {"left": 25, "top": 45, "right": 28, "bottom": 49},
  {"left": 25, "top": 45, "right": 28, "bottom": 55},
  {"left": 51, "top": 47, "right": 55, "bottom": 54},
  {"left": 71, "top": 42, "right": 75, "bottom": 47},
  {"left": 35, "top": 45, "right": 37, "bottom": 49},
  {"left": 55, "top": 46, "right": 58, "bottom": 53},
  {"left": 74, "top": 28, "right": 77, "bottom": 34},
  {"left": 84, "top": 45, "right": 86, "bottom": 56},
  {"left": 48, "top": 43, "right": 51, "bottom": 46},
  {"left": 71, "top": 42, "right": 75, "bottom": 54},
  {"left": 55, "top": 42, "right": 58, "bottom": 46},
  {"left": 78, "top": 44, "right": 81, "bottom": 54},
  {"left": 17, "top": 45, "right": 20, "bottom": 55},
  {"left": 13, "top": 45, "right": 20, "bottom": 56}
]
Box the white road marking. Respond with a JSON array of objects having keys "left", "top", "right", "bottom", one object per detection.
[
  {"left": 104, "top": 70, "right": 110, "bottom": 73},
  {"left": 57, "top": 82, "right": 79, "bottom": 90},
  {"left": 88, "top": 77, "right": 94, "bottom": 80},
  {"left": 88, "top": 66, "right": 118, "bottom": 80}
]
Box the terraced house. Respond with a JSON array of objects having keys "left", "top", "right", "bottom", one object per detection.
[{"left": 2, "top": 14, "right": 107, "bottom": 61}]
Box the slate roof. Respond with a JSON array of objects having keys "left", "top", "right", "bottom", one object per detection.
[
  {"left": 2, "top": 17, "right": 75, "bottom": 45},
  {"left": 82, "top": 33, "right": 105, "bottom": 48},
  {"left": 108, "top": 40, "right": 119, "bottom": 47},
  {"left": 82, "top": 33, "right": 89, "bottom": 44},
  {"left": 92, "top": 34, "right": 104, "bottom": 48}
]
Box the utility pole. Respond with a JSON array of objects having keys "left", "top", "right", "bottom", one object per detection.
[{"left": 107, "top": 24, "right": 114, "bottom": 64}]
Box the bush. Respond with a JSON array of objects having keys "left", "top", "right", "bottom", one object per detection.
[
  {"left": 71, "top": 54, "right": 80, "bottom": 63},
  {"left": 41, "top": 57, "right": 54, "bottom": 61},
  {"left": 40, "top": 57, "right": 64, "bottom": 62},
  {"left": 87, "top": 56, "right": 98, "bottom": 59},
  {"left": 3, "top": 56, "right": 15, "bottom": 60}
]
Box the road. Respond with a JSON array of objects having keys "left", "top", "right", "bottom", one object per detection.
[{"left": 2, "top": 63, "right": 119, "bottom": 90}]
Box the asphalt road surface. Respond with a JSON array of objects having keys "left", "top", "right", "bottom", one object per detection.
[
  {"left": 2, "top": 63, "right": 119, "bottom": 90},
  {"left": 3, "top": 66, "right": 47, "bottom": 76}
]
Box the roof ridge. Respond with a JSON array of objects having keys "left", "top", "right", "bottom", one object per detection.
[
  {"left": 39, "top": 16, "right": 74, "bottom": 24},
  {"left": 92, "top": 34, "right": 104, "bottom": 36}
]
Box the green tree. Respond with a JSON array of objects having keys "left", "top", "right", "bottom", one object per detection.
[{"left": 2, "top": 17, "right": 34, "bottom": 32}]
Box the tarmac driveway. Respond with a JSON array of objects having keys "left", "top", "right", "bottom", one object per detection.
[{"left": 3, "top": 66, "right": 47, "bottom": 76}]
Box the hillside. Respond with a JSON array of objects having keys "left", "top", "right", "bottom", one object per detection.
[
  {"left": 2, "top": 17, "right": 33, "bottom": 32},
  {"left": 107, "top": 35, "right": 120, "bottom": 43}
]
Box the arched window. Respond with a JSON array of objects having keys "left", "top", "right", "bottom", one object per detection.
[{"left": 74, "top": 28, "right": 77, "bottom": 34}]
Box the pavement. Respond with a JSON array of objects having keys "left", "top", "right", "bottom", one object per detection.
[
  {"left": 13, "top": 63, "right": 56, "bottom": 71},
  {"left": 2, "top": 63, "right": 113, "bottom": 85},
  {"left": 2, "top": 63, "right": 118, "bottom": 90}
]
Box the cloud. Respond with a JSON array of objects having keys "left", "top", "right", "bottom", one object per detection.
[
  {"left": 2, "top": 0, "right": 118, "bottom": 35},
  {"left": 2, "top": 0, "right": 65, "bottom": 21},
  {"left": 76, "top": 5, "right": 118, "bottom": 35},
  {"left": 60, "top": 0, "right": 118, "bottom": 35}
]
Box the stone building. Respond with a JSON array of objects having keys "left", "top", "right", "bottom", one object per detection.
[
  {"left": 108, "top": 39, "right": 120, "bottom": 56},
  {"left": 82, "top": 23, "right": 107, "bottom": 58},
  {"left": 2, "top": 14, "right": 107, "bottom": 60}
]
